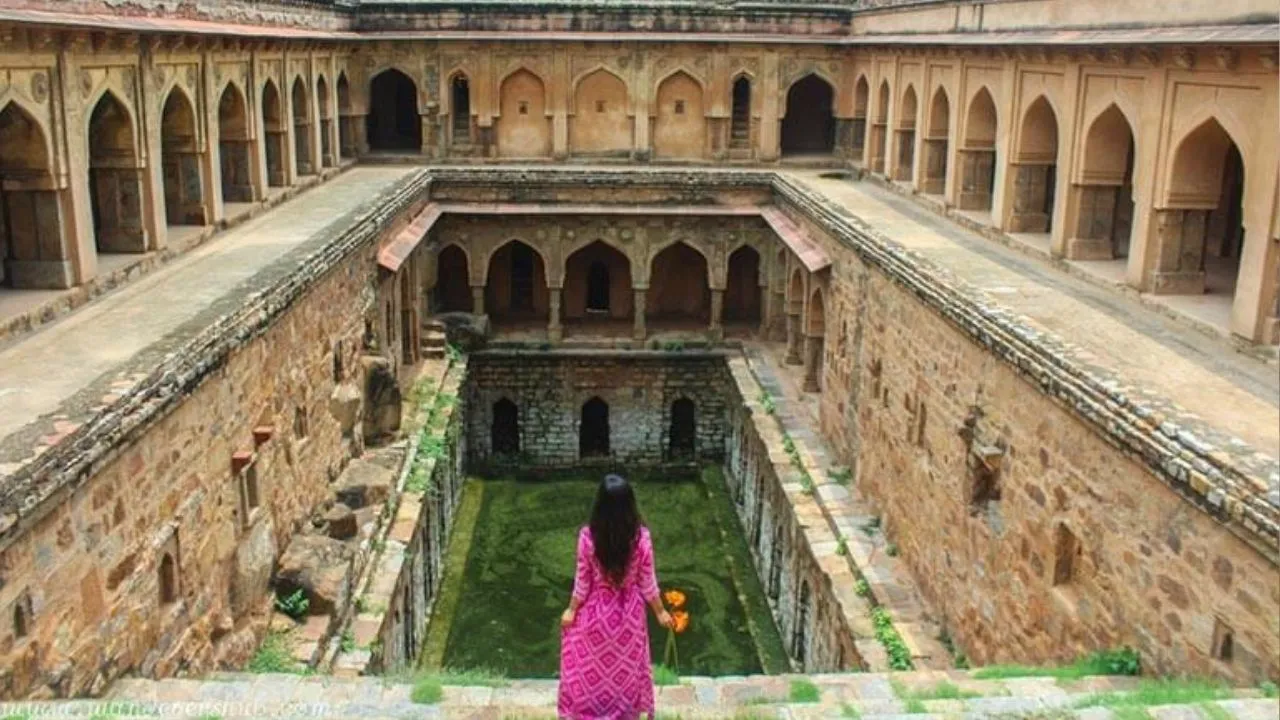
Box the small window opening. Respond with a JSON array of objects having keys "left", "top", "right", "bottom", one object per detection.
[
  {"left": 294, "top": 406, "right": 309, "bottom": 439},
  {"left": 238, "top": 460, "right": 260, "bottom": 527},
  {"left": 579, "top": 396, "right": 610, "bottom": 458},
  {"left": 668, "top": 398, "right": 696, "bottom": 461},
  {"left": 332, "top": 341, "right": 344, "bottom": 382},
  {"left": 518, "top": 101, "right": 529, "bottom": 115},
  {"left": 1052, "top": 523, "right": 1080, "bottom": 586},
  {"left": 915, "top": 402, "right": 927, "bottom": 447},
  {"left": 1212, "top": 619, "right": 1235, "bottom": 663},
  {"left": 492, "top": 398, "right": 520, "bottom": 456},
  {"left": 674, "top": 99, "right": 686, "bottom": 115},
  {"left": 595, "top": 100, "right": 606, "bottom": 113},
  {"left": 159, "top": 552, "right": 178, "bottom": 605},
  {"left": 13, "top": 594, "right": 31, "bottom": 639}
]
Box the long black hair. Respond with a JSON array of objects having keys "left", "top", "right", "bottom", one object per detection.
[{"left": 589, "top": 473, "right": 642, "bottom": 586}]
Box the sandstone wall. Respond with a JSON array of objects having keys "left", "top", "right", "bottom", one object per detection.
[{"left": 463, "top": 351, "right": 732, "bottom": 469}]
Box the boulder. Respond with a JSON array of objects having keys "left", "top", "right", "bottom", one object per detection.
[
  {"left": 328, "top": 381, "right": 364, "bottom": 436},
  {"left": 324, "top": 503, "right": 358, "bottom": 540},
  {"left": 333, "top": 457, "right": 396, "bottom": 509},
  {"left": 360, "top": 356, "right": 401, "bottom": 444},
  {"left": 437, "top": 312, "right": 489, "bottom": 352},
  {"left": 229, "top": 514, "right": 277, "bottom": 618},
  {"left": 275, "top": 535, "right": 356, "bottom": 616}
]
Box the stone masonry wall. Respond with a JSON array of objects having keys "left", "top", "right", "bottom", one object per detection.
[
  {"left": 774, "top": 183, "right": 1280, "bottom": 685},
  {"left": 464, "top": 351, "right": 731, "bottom": 469}
]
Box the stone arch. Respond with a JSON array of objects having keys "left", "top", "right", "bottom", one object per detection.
[
  {"left": 922, "top": 85, "right": 951, "bottom": 194},
  {"left": 648, "top": 241, "right": 710, "bottom": 324},
  {"left": 787, "top": 267, "right": 805, "bottom": 314},
  {"left": 780, "top": 74, "right": 834, "bottom": 156},
  {"left": 485, "top": 239, "right": 549, "bottom": 324},
  {"left": 435, "top": 243, "right": 472, "bottom": 312},
  {"left": 316, "top": 74, "right": 334, "bottom": 167},
  {"left": 336, "top": 72, "right": 355, "bottom": 158},
  {"left": 367, "top": 68, "right": 421, "bottom": 152},
  {"left": 1071, "top": 104, "right": 1136, "bottom": 259},
  {"left": 0, "top": 100, "right": 68, "bottom": 289},
  {"left": 88, "top": 90, "right": 146, "bottom": 254},
  {"left": 579, "top": 396, "right": 610, "bottom": 458},
  {"left": 1008, "top": 95, "right": 1059, "bottom": 233},
  {"left": 893, "top": 84, "right": 918, "bottom": 181},
  {"left": 291, "top": 77, "right": 313, "bottom": 176},
  {"left": 159, "top": 551, "right": 178, "bottom": 605},
  {"left": 449, "top": 70, "right": 472, "bottom": 146},
  {"left": 261, "top": 80, "right": 286, "bottom": 187},
  {"left": 653, "top": 70, "right": 706, "bottom": 160},
  {"left": 571, "top": 67, "right": 631, "bottom": 157},
  {"left": 730, "top": 74, "right": 752, "bottom": 151},
  {"left": 852, "top": 75, "right": 870, "bottom": 155},
  {"left": 804, "top": 286, "right": 826, "bottom": 392},
  {"left": 491, "top": 397, "right": 519, "bottom": 456},
  {"left": 806, "top": 286, "right": 825, "bottom": 337},
  {"left": 497, "top": 68, "right": 551, "bottom": 158},
  {"left": 216, "top": 82, "right": 254, "bottom": 203},
  {"left": 725, "top": 244, "right": 762, "bottom": 325},
  {"left": 160, "top": 87, "right": 208, "bottom": 227},
  {"left": 564, "top": 239, "right": 633, "bottom": 321},
  {"left": 958, "top": 86, "right": 998, "bottom": 212},
  {"left": 668, "top": 396, "right": 696, "bottom": 461}
]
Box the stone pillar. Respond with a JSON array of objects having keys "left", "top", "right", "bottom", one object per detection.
[
  {"left": 632, "top": 288, "right": 647, "bottom": 342},
  {"left": 548, "top": 287, "right": 563, "bottom": 342},
  {"left": 471, "top": 285, "right": 486, "bottom": 315},
  {"left": 709, "top": 288, "right": 724, "bottom": 341},
  {"left": 785, "top": 313, "right": 802, "bottom": 365},
  {"left": 1146, "top": 209, "right": 1208, "bottom": 294},
  {"left": 759, "top": 285, "right": 770, "bottom": 335},
  {"left": 802, "top": 335, "right": 822, "bottom": 392}
]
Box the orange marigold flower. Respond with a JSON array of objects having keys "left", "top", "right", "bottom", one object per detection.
[
  {"left": 672, "top": 610, "right": 690, "bottom": 634},
  {"left": 663, "top": 590, "right": 687, "bottom": 609}
]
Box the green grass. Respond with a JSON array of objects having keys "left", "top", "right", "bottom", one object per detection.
[
  {"left": 1260, "top": 681, "right": 1278, "bottom": 698},
  {"left": 418, "top": 480, "right": 485, "bottom": 669},
  {"left": 653, "top": 664, "right": 681, "bottom": 686},
  {"left": 408, "top": 668, "right": 510, "bottom": 705},
  {"left": 1073, "top": 678, "right": 1231, "bottom": 711},
  {"left": 840, "top": 703, "right": 861, "bottom": 718},
  {"left": 892, "top": 679, "right": 982, "bottom": 701},
  {"left": 789, "top": 678, "right": 821, "bottom": 703},
  {"left": 1197, "top": 702, "right": 1233, "bottom": 720},
  {"left": 247, "top": 631, "right": 303, "bottom": 674},
  {"left": 870, "top": 606, "right": 913, "bottom": 670},
  {"left": 903, "top": 698, "right": 928, "bottom": 714},
  {"left": 437, "top": 469, "right": 784, "bottom": 677},
  {"left": 973, "top": 647, "right": 1142, "bottom": 679}
]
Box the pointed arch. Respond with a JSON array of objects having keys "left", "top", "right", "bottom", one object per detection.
[
  {"left": 497, "top": 68, "right": 551, "bottom": 158},
  {"left": 450, "top": 70, "right": 472, "bottom": 146},
  {"left": 435, "top": 243, "right": 472, "bottom": 312},
  {"left": 730, "top": 74, "right": 752, "bottom": 151},
  {"left": 367, "top": 68, "right": 421, "bottom": 152},
  {"left": 653, "top": 70, "right": 706, "bottom": 160},
  {"left": 261, "top": 79, "right": 286, "bottom": 187},
  {"left": 725, "top": 244, "right": 762, "bottom": 325},
  {"left": 787, "top": 267, "right": 805, "bottom": 314},
  {"left": 1008, "top": 96, "right": 1060, "bottom": 233},
  {"left": 88, "top": 90, "right": 146, "bottom": 254},
  {"left": 485, "top": 239, "right": 549, "bottom": 324},
  {"left": 291, "top": 76, "right": 313, "bottom": 175},
  {"left": 336, "top": 72, "right": 355, "bottom": 158},
  {"left": 1072, "top": 103, "right": 1136, "bottom": 259},
  {"left": 806, "top": 286, "right": 825, "bottom": 337},
  {"left": 921, "top": 86, "right": 951, "bottom": 195},
  {"left": 668, "top": 396, "right": 696, "bottom": 461},
  {"left": 957, "top": 87, "right": 998, "bottom": 212},
  {"left": 781, "top": 74, "right": 834, "bottom": 156},
  {"left": 579, "top": 396, "right": 610, "bottom": 458},
  {"left": 565, "top": 239, "right": 633, "bottom": 321},
  {"left": 491, "top": 397, "right": 519, "bottom": 456},
  {"left": 316, "top": 74, "right": 334, "bottom": 167},
  {"left": 571, "top": 67, "right": 631, "bottom": 156},
  {"left": 648, "top": 241, "right": 710, "bottom": 324},
  {"left": 852, "top": 75, "right": 870, "bottom": 154},
  {"left": 0, "top": 100, "right": 68, "bottom": 289},
  {"left": 894, "top": 84, "right": 919, "bottom": 181},
  {"left": 160, "top": 87, "right": 208, "bottom": 226}
]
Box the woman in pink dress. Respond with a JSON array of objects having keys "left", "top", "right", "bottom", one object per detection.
[{"left": 559, "top": 474, "right": 674, "bottom": 720}]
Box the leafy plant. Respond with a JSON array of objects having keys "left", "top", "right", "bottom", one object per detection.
[
  {"left": 653, "top": 663, "right": 681, "bottom": 686},
  {"left": 840, "top": 704, "right": 861, "bottom": 719},
  {"left": 661, "top": 340, "right": 686, "bottom": 352},
  {"left": 854, "top": 577, "right": 870, "bottom": 597},
  {"left": 974, "top": 647, "right": 1142, "bottom": 680},
  {"left": 1260, "top": 680, "right": 1279, "bottom": 698},
  {"left": 789, "top": 678, "right": 821, "bottom": 703},
  {"left": 444, "top": 343, "right": 463, "bottom": 364},
  {"left": 248, "top": 631, "right": 302, "bottom": 673},
  {"left": 835, "top": 537, "right": 848, "bottom": 556},
  {"left": 340, "top": 630, "right": 355, "bottom": 653},
  {"left": 410, "top": 677, "right": 442, "bottom": 704},
  {"left": 274, "top": 589, "right": 309, "bottom": 620},
  {"left": 828, "top": 466, "right": 852, "bottom": 485},
  {"left": 758, "top": 392, "right": 777, "bottom": 416},
  {"left": 903, "top": 698, "right": 927, "bottom": 714},
  {"left": 885, "top": 543, "right": 899, "bottom": 557},
  {"left": 871, "top": 606, "right": 913, "bottom": 670}
]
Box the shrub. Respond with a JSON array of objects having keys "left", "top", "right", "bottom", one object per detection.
[
  {"left": 274, "top": 589, "right": 309, "bottom": 620},
  {"left": 789, "top": 678, "right": 821, "bottom": 703}
]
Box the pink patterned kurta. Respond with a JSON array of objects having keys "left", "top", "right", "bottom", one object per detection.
[{"left": 559, "top": 526, "right": 661, "bottom": 720}]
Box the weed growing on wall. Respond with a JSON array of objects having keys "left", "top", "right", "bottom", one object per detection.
[
  {"left": 870, "top": 606, "right": 913, "bottom": 670},
  {"left": 274, "top": 589, "right": 309, "bottom": 619}
]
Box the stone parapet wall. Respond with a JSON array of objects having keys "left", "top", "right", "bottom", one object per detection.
[{"left": 464, "top": 350, "right": 732, "bottom": 468}]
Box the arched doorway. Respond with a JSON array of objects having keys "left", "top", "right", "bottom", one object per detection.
[
  {"left": 780, "top": 74, "right": 834, "bottom": 156},
  {"left": 730, "top": 76, "right": 751, "bottom": 152},
  {"left": 497, "top": 69, "right": 551, "bottom": 158},
  {"left": 451, "top": 74, "right": 471, "bottom": 146},
  {"left": 1154, "top": 118, "right": 1246, "bottom": 301},
  {"left": 1071, "top": 104, "right": 1135, "bottom": 260},
  {"left": 579, "top": 397, "right": 610, "bottom": 458},
  {"left": 337, "top": 73, "right": 355, "bottom": 158},
  {"left": 261, "top": 80, "right": 286, "bottom": 187},
  {"left": 88, "top": 92, "right": 146, "bottom": 254},
  {"left": 958, "top": 87, "right": 998, "bottom": 213},
  {"left": 160, "top": 88, "right": 207, "bottom": 227},
  {"left": 571, "top": 69, "right": 631, "bottom": 157},
  {"left": 803, "top": 288, "right": 825, "bottom": 392},
  {"left": 894, "top": 85, "right": 918, "bottom": 181},
  {"left": 291, "top": 78, "right": 313, "bottom": 176},
  {"left": 316, "top": 75, "right": 334, "bottom": 167},
  {"left": 217, "top": 84, "right": 254, "bottom": 203},
  {"left": 1009, "top": 96, "right": 1059, "bottom": 234},
  {"left": 485, "top": 240, "right": 549, "bottom": 327},
  {"left": 564, "top": 240, "right": 633, "bottom": 335},
  {"left": 922, "top": 87, "right": 950, "bottom": 195},
  {"left": 648, "top": 242, "right": 710, "bottom": 328},
  {"left": 367, "top": 69, "right": 421, "bottom": 151},
  {"left": 435, "top": 244, "right": 472, "bottom": 312},
  {"left": 870, "top": 81, "right": 890, "bottom": 173},
  {"left": 725, "top": 245, "right": 762, "bottom": 328},
  {"left": 491, "top": 398, "right": 519, "bottom": 456},
  {"left": 653, "top": 71, "right": 705, "bottom": 160},
  {"left": 668, "top": 397, "right": 696, "bottom": 461},
  {"left": 852, "top": 76, "right": 869, "bottom": 158},
  {"left": 0, "top": 102, "right": 68, "bottom": 289}
]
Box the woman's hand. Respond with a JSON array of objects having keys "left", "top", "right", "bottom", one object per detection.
[
  {"left": 655, "top": 609, "right": 674, "bottom": 629},
  {"left": 561, "top": 607, "right": 576, "bottom": 628}
]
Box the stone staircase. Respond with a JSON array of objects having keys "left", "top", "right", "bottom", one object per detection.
[
  {"left": 421, "top": 318, "right": 447, "bottom": 359},
  {"left": 40, "top": 670, "right": 1267, "bottom": 719}
]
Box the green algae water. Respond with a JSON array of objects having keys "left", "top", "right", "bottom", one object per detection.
[{"left": 430, "top": 467, "right": 788, "bottom": 677}]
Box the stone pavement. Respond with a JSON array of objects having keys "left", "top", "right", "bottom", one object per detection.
[
  {"left": 41, "top": 669, "right": 1269, "bottom": 719},
  {"left": 784, "top": 171, "right": 1279, "bottom": 462},
  {"left": 0, "top": 167, "right": 415, "bottom": 472}
]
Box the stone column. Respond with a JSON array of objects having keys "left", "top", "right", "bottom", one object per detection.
[
  {"left": 785, "top": 313, "right": 802, "bottom": 364},
  {"left": 471, "top": 285, "right": 486, "bottom": 315},
  {"left": 708, "top": 288, "right": 724, "bottom": 341},
  {"left": 802, "top": 335, "right": 822, "bottom": 392},
  {"left": 632, "top": 287, "right": 647, "bottom": 343},
  {"left": 758, "top": 285, "right": 770, "bottom": 336},
  {"left": 548, "top": 287, "right": 563, "bottom": 342}
]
